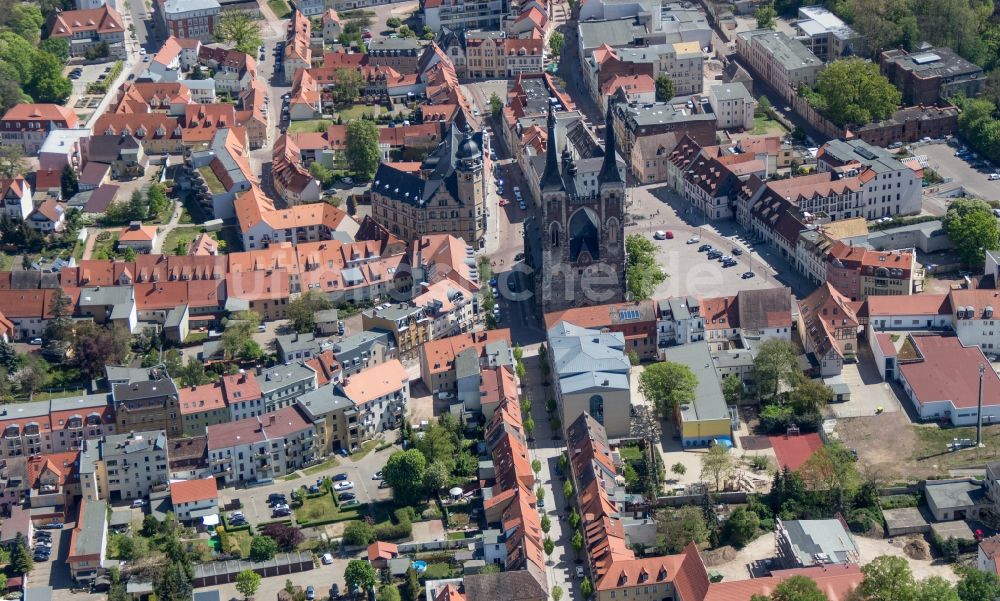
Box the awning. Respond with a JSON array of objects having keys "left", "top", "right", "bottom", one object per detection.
[
  {"left": 202, "top": 513, "right": 220, "bottom": 527},
  {"left": 713, "top": 438, "right": 733, "bottom": 449}
]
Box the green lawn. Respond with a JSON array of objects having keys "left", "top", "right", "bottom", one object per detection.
[
  {"left": 303, "top": 457, "right": 339, "bottom": 475},
  {"left": 31, "top": 388, "right": 87, "bottom": 401},
  {"left": 751, "top": 115, "right": 788, "bottom": 136},
  {"left": 618, "top": 445, "right": 642, "bottom": 462},
  {"left": 162, "top": 227, "right": 212, "bottom": 256},
  {"left": 282, "top": 472, "right": 303, "bottom": 481},
  {"left": 422, "top": 563, "right": 458, "bottom": 580},
  {"left": 337, "top": 105, "right": 382, "bottom": 121},
  {"left": 184, "top": 332, "right": 208, "bottom": 344},
  {"left": 350, "top": 440, "right": 378, "bottom": 461},
  {"left": 287, "top": 119, "right": 333, "bottom": 134},
  {"left": 913, "top": 423, "right": 1000, "bottom": 469},
  {"left": 295, "top": 492, "right": 361, "bottom": 526},
  {"left": 220, "top": 529, "right": 253, "bottom": 557},
  {"left": 268, "top": 0, "right": 293, "bottom": 18}
]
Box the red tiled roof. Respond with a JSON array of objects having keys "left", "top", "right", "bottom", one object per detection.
[
  {"left": 900, "top": 334, "right": 1000, "bottom": 410},
  {"left": 866, "top": 294, "right": 950, "bottom": 317},
  {"left": 1, "top": 104, "right": 79, "bottom": 127},
  {"left": 704, "top": 564, "right": 863, "bottom": 601},
  {"left": 206, "top": 404, "right": 313, "bottom": 450},
  {"left": 367, "top": 541, "right": 398, "bottom": 561},
  {"left": 178, "top": 382, "right": 226, "bottom": 415},
  {"left": 170, "top": 477, "right": 218, "bottom": 504},
  {"left": 48, "top": 6, "right": 124, "bottom": 37}
]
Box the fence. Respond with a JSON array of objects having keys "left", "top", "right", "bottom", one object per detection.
[{"left": 398, "top": 536, "right": 482, "bottom": 553}]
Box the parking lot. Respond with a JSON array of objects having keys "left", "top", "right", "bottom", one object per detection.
[
  {"left": 216, "top": 444, "right": 396, "bottom": 528},
  {"left": 920, "top": 141, "right": 1000, "bottom": 201},
  {"left": 30, "top": 524, "right": 74, "bottom": 592},
  {"left": 629, "top": 184, "right": 815, "bottom": 299},
  {"left": 827, "top": 346, "right": 903, "bottom": 419}
]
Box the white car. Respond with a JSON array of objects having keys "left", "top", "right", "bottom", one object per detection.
[
  {"left": 139, "top": 48, "right": 146, "bottom": 55},
  {"left": 989, "top": 173, "right": 1000, "bottom": 181},
  {"left": 131, "top": 499, "right": 146, "bottom": 508},
  {"left": 576, "top": 566, "right": 585, "bottom": 579},
  {"left": 686, "top": 237, "right": 699, "bottom": 244},
  {"left": 322, "top": 553, "right": 334, "bottom": 565},
  {"left": 437, "top": 391, "right": 454, "bottom": 400},
  {"left": 334, "top": 481, "right": 354, "bottom": 491}
]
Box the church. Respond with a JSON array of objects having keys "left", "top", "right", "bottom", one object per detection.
[{"left": 526, "top": 104, "right": 627, "bottom": 313}]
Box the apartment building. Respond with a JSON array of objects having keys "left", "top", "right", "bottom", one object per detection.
[
  {"left": 257, "top": 362, "right": 318, "bottom": 412},
  {"left": 158, "top": 0, "right": 220, "bottom": 42},
  {"left": 881, "top": 47, "right": 985, "bottom": 106},
  {"left": 422, "top": 0, "right": 505, "bottom": 33},
  {"left": 96, "top": 430, "right": 170, "bottom": 502},
  {"left": 797, "top": 283, "right": 861, "bottom": 376},
  {"left": 284, "top": 11, "right": 312, "bottom": 81},
  {"left": 296, "top": 385, "right": 356, "bottom": 455},
  {"left": 708, "top": 83, "right": 755, "bottom": 131},
  {"left": 0, "top": 104, "right": 80, "bottom": 155},
  {"left": 46, "top": 5, "right": 127, "bottom": 59},
  {"left": 544, "top": 301, "right": 659, "bottom": 361},
  {"left": 338, "top": 360, "right": 409, "bottom": 440},
  {"left": 826, "top": 242, "right": 922, "bottom": 302},
  {"left": 67, "top": 498, "right": 108, "bottom": 585},
  {"left": 178, "top": 382, "right": 230, "bottom": 437},
  {"left": 169, "top": 477, "right": 218, "bottom": 523},
  {"left": 950, "top": 289, "right": 1000, "bottom": 353},
  {"left": 463, "top": 31, "right": 544, "bottom": 79},
  {"left": 656, "top": 296, "right": 704, "bottom": 350},
  {"left": 611, "top": 100, "right": 716, "bottom": 182},
  {"left": 362, "top": 304, "right": 429, "bottom": 357},
  {"left": 0, "top": 393, "right": 114, "bottom": 460},
  {"left": 222, "top": 372, "right": 264, "bottom": 422},
  {"left": 112, "top": 377, "right": 182, "bottom": 438},
  {"left": 793, "top": 5, "right": 861, "bottom": 61},
  {"left": 816, "top": 138, "right": 922, "bottom": 219},
  {"left": 736, "top": 29, "right": 823, "bottom": 99},
  {"left": 419, "top": 329, "right": 513, "bottom": 391},
  {"left": 206, "top": 404, "right": 317, "bottom": 485},
  {"left": 585, "top": 41, "right": 703, "bottom": 108}
]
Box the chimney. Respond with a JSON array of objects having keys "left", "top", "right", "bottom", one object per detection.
[{"left": 269, "top": 415, "right": 276, "bottom": 425}]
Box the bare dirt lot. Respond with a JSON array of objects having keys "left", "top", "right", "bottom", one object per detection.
[{"left": 835, "top": 412, "right": 1000, "bottom": 480}]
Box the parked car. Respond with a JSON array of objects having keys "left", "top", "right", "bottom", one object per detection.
[
  {"left": 307, "top": 586, "right": 315, "bottom": 600},
  {"left": 732, "top": 247, "right": 743, "bottom": 256},
  {"left": 698, "top": 244, "right": 712, "bottom": 252},
  {"left": 339, "top": 448, "right": 350, "bottom": 457},
  {"left": 514, "top": 252, "right": 525, "bottom": 261},
  {"left": 722, "top": 259, "right": 737, "bottom": 268},
  {"left": 44, "top": 522, "right": 63, "bottom": 529},
  {"left": 339, "top": 492, "right": 356, "bottom": 501},
  {"left": 322, "top": 553, "right": 334, "bottom": 565},
  {"left": 273, "top": 508, "right": 291, "bottom": 517},
  {"left": 131, "top": 499, "right": 146, "bottom": 508},
  {"left": 333, "top": 473, "right": 348, "bottom": 481},
  {"left": 334, "top": 481, "right": 354, "bottom": 491},
  {"left": 576, "top": 566, "right": 585, "bottom": 579},
  {"left": 741, "top": 271, "right": 755, "bottom": 279},
  {"left": 989, "top": 173, "right": 1000, "bottom": 181},
  {"left": 29, "top": 338, "right": 42, "bottom": 345},
  {"left": 330, "top": 584, "right": 340, "bottom": 598},
  {"left": 687, "top": 237, "right": 699, "bottom": 244},
  {"left": 436, "top": 391, "right": 454, "bottom": 400}
]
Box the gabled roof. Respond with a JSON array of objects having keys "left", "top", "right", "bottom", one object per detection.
[
  {"left": 798, "top": 283, "right": 859, "bottom": 358},
  {"left": 170, "top": 477, "right": 218, "bottom": 505},
  {"left": 48, "top": 5, "right": 124, "bottom": 37}
]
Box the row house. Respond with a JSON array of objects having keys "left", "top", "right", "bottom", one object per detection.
[
  {"left": 94, "top": 113, "right": 186, "bottom": 155},
  {"left": 682, "top": 150, "right": 766, "bottom": 221},
  {"left": 46, "top": 5, "right": 127, "bottom": 60},
  {"left": 336, "top": 359, "right": 409, "bottom": 440},
  {"left": 826, "top": 242, "right": 922, "bottom": 301},
  {"left": 284, "top": 11, "right": 312, "bottom": 82},
  {"left": 463, "top": 31, "right": 544, "bottom": 79},
  {"left": 796, "top": 282, "right": 861, "bottom": 377},
  {"left": 206, "top": 404, "right": 317, "bottom": 486},
  {"left": 112, "top": 377, "right": 182, "bottom": 438},
  {"left": 271, "top": 135, "right": 322, "bottom": 204},
  {"left": 0, "top": 392, "right": 114, "bottom": 460},
  {"left": 584, "top": 41, "right": 703, "bottom": 110},
  {"left": 611, "top": 99, "right": 716, "bottom": 183},
  {"left": 418, "top": 328, "right": 513, "bottom": 392},
  {"left": 0, "top": 104, "right": 80, "bottom": 156},
  {"left": 178, "top": 381, "right": 229, "bottom": 437},
  {"left": 183, "top": 128, "right": 255, "bottom": 219},
  {"left": 815, "top": 139, "right": 922, "bottom": 220}
]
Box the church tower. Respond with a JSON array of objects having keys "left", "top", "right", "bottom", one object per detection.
[{"left": 537, "top": 103, "right": 626, "bottom": 313}]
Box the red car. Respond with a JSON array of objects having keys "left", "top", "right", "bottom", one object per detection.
[{"left": 665, "top": 230, "right": 674, "bottom": 239}]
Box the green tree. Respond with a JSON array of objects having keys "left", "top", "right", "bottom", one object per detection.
[
  {"left": 221, "top": 310, "right": 262, "bottom": 360},
  {"left": 722, "top": 374, "right": 742, "bottom": 403},
  {"left": 215, "top": 10, "right": 263, "bottom": 55},
  {"left": 625, "top": 234, "right": 666, "bottom": 300},
  {"left": 332, "top": 67, "right": 365, "bottom": 105},
  {"left": 549, "top": 31, "right": 564, "bottom": 56},
  {"left": 176, "top": 358, "right": 210, "bottom": 387},
  {"left": 846, "top": 0, "right": 918, "bottom": 54},
  {"left": 9, "top": 536, "right": 32, "bottom": 575},
  {"left": 402, "top": 568, "right": 421, "bottom": 601},
  {"left": 398, "top": 24, "right": 416, "bottom": 38},
  {"left": 383, "top": 449, "right": 427, "bottom": 504},
  {"left": 563, "top": 479, "right": 574, "bottom": 499},
  {"left": 11, "top": 4, "right": 44, "bottom": 43},
  {"left": 581, "top": 578, "right": 593, "bottom": 599},
  {"left": 671, "top": 462, "right": 687, "bottom": 475},
  {"left": 755, "top": 2, "right": 777, "bottom": 28},
  {"left": 767, "top": 575, "right": 830, "bottom": 601},
  {"left": 700, "top": 443, "right": 735, "bottom": 491},
  {"left": 655, "top": 74, "right": 674, "bottom": 102},
  {"left": 956, "top": 567, "right": 1000, "bottom": 601},
  {"left": 60, "top": 163, "right": 78, "bottom": 199},
  {"left": 541, "top": 514, "right": 551, "bottom": 533},
  {"left": 249, "top": 535, "right": 279, "bottom": 561},
  {"left": 27, "top": 49, "right": 71, "bottom": 103},
  {"left": 570, "top": 529, "right": 584, "bottom": 555},
  {"left": 524, "top": 415, "right": 535, "bottom": 435},
  {"left": 386, "top": 16, "right": 402, "bottom": 28},
  {"left": 0, "top": 144, "right": 26, "bottom": 179},
  {"left": 722, "top": 507, "right": 760, "bottom": 547},
  {"left": 156, "top": 560, "right": 193, "bottom": 601},
  {"left": 655, "top": 506, "right": 708, "bottom": 554},
  {"left": 916, "top": 576, "right": 958, "bottom": 601},
  {"left": 913, "top": 0, "right": 992, "bottom": 66},
  {"left": 147, "top": 183, "right": 170, "bottom": 218},
  {"left": 346, "top": 119, "right": 380, "bottom": 180},
  {"left": 855, "top": 555, "right": 917, "bottom": 601},
  {"left": 287, "top": 290, "right": 333, "bottom": 333},
  {"left": 423, "top": 460, "right": 449, "bottom": 493},
  {"left": 638, "top": 361, "right": 697, "bottom": 416},
  {"left": 0, "top": 79, "right": 23, "bottom": 115},
  {"left": 310, "top": 161, "right": 336, "bottom": 188},
  {"left": 379, "top": 585, "right": 402, "bottom": 601},
  {"left": 943, "top": 197, "right": 1000, "bottom": 265},
  {"left": 551, "top": 586, "right": 563, "bottom": 601},
  {"left": 490, "top": 92, "right": 503, "bottom": 117},
  {"left": 0, "top": 32, "right": 36, "bottom": 84},
  {"left": 236, "top": 569, "right": 262, "bottom": 600},
  {"left": 142, "top": 514, "right": 160, "bottom": 537},
  {"left": 345, "top": 559, "right": 377, "bottom": 593},
  {"left": 751, "top": 339, "right": 800, "bottom": 401},
  {"left": 788, "top": 378, "right": 832, "bottom": 414},
  {"left": 813, "top": 58, "right": 901, "bottom": 126},
  {"left": 569, "top": 508, "right": 581, "bottom": 529},
  {"left": 39, "top": 37, "right": 69, "bottom": 62},
  {"left": 543, "top": 536, "right": 555, "bottom": 559},
  {"left": 343, "top": 520, "right": 374, "bottom": 546}
]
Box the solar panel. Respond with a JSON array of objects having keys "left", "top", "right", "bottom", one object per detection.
[{"left": 619, "top": 309, "right": 640, "bottom": 321}]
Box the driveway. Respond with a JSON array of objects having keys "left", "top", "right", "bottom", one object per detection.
[
  {"left": 33, "top": 524, "right": 78, "bottom": 595},
  {"left": 827, "top": 344, "right": 903, "bottom": 419},
  {"left": 919, "top": 141, "right": 1000, "bottom": 202}
]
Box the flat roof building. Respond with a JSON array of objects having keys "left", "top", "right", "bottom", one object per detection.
[{"left": 662, "top": 343, "right": 731, "bottom": 446}]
